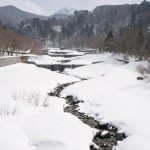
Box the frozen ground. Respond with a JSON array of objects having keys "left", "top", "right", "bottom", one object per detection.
[
  {"left": 62, "top": 53, "right": 150, "bottom": 150},
  {"left": 0, "top": 63, "right": 94, "bottom": 150}
]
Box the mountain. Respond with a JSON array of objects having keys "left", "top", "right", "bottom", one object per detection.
[
  {"left": 49, "top": 14, "right": 68, "bottom": 20},
  {"left": 92, "top": 4, "right": 132, "bottom": 33},
  {"left": 50, "top": 14, "right": 69, "bottom": 20},
  {"left": 1, "top": 0, "right": 150, "bottom": 52},
  {"left": 49, "top": 7, "right": 76, "bottom": 20},
  {"left": 55, "top": 7, "right": 75, "bottom": 16},
  {"left": 0, "top": 5, "right": 46, "bottom": 29}
]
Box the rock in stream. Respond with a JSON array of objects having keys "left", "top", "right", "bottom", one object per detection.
[{"left": 48, "top": 82, "right": 126, "bottom": 150}]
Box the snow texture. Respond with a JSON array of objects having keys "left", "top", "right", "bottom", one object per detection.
[
  {"left": 62, "top": 52, "right": 150, "bottom": 150},
  {"left": 0, "top": 50, "right": 150, "bottom": 150},
  {"left": 0, "top": 63, "right": 93, "bottom": 150}
]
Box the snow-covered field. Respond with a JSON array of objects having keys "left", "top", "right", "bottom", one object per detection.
[
  {"left": 0, "top": 50, "right": 150, "bottom": 150},
  {"left": 62, "top": 53, "right": 150, "bottom": 150},
  {"left": 0, "top": 63, "right": 93, "bottom": 150}
]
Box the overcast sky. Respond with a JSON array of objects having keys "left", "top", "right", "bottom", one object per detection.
[{"left": 0, "top": 0, "right": 146, "bottom": 16}]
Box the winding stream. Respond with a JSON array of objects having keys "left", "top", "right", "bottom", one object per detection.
[{"left": 48, "top": 79, "right": 126, "bottom": 150}]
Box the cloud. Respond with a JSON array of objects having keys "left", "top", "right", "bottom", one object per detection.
[{"left": 0, "top": 0, "right": 45, "bottom": 15}]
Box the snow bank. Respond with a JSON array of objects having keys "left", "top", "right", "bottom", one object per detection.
[
  {"left": 66, "top": 53, "right": 113, "bottom": 65},
  {"left": 0, "top": 63, "right": 94, "bottom": 150},
  {"left": 28, "top": 55, "right": 67, "bottom": 65},
  {"left": 62, "top": 54, "right": 150, "bottom": 150}
]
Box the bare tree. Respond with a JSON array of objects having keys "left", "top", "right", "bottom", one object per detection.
[{"left": 0, "top": 28, "right": 44, "bottom": 56}]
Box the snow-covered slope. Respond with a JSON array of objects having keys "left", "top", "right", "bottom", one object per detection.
[{"left": 55, "top": 7, "right": 75, "bottom": 15}]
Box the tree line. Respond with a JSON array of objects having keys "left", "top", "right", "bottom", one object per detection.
[
  {"left": 0, "top": 27, "right": 43, "bottom": 56},
  {"left": 104, "top": 29, "right": 150, "bottom": 60},
  {"left": 61, "top": 0, "right": 150, "bottom": 60},
  {"left": 1, "top": 0, "right": 150, "bottom": 59}
]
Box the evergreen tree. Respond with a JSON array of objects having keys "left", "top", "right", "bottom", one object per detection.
[
  {"left": 105, "top": 31, "right": 114, "bottom": 41},
  {"left": 130, "top": 5, "right": 137, "bottom": 27},
  {"left": 80, "top": 25, "right": 85, "bottom": 36},
  {"left": 138, "top": 0, "right": 150, "bottom": 13},
  {"left": 32, "top": 18, "right": 41, "bottom": 29},
  {"left": 105, "top": 31, "right": 114, "bottom": 52},
  {"left": 136, "top": 30, "right": 145, "bottom": 59},
  {"left": 66, "top": 22, "right": 74, "bottom": 37},
  {"left": 77, "top": 14, "right": 86, "bottom": 26},
  {"left": 61, "top": 25, "right": 67, "bottom": 37},
  {"left": 87, "top": 24, "right": 94, "bottom": 36},
  {"left": 84, "top": 24, "right": 89, "bottom": 33}
]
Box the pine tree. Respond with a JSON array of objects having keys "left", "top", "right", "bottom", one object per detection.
[
  {"left": 105, "top": 31, "right": 114, "bottom": 52},
  {"left": 61, "top": 25, "right": 67, "bottom": 37},
  {"left": 130, "top": 5, "right": 137, "bottom": 27},
  {"left": 136, "top": 30, "right": 145, "bottom": 59},
  {"left": 87, "top": 24, "right": 94, "bottom": 36},
  {"left": 66, "top": 22, "right": 74, "bottom": 37}
]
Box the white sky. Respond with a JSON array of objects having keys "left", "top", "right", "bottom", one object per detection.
[{"left": 0, "top": 0, "right": 146, "bottom": 16}]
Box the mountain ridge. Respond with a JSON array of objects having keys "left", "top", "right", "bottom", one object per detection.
[{"left": 0, "top": 5, "right": 46, "bottom": 29}]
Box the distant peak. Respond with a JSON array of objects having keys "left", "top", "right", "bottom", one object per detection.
[{"left": 55, "top": 7, "right": 76, "bottom": 15}]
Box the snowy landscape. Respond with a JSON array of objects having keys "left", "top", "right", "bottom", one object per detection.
[
  {"left": 0, "top": 48, "right": 149, "bottom": 150},
  {"left": 0, "top": 0, "right": 150, "bottom": 150}
]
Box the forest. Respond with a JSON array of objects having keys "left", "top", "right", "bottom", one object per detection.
[{"left": 0, "top": 0, "right": 150, "bottom": 59}]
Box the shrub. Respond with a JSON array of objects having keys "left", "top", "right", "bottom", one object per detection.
[{"left": 137, "top": 62, "right": 150, "bottom": 74}]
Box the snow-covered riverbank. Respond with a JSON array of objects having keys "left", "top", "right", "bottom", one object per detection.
[
  {"left": 0, "top": 63, "right": 93, "bottom": 150},
  {"left": 0, "top": 50, "right": 150, "bottom": 150},
  {"left": 62, "top": 53, "right": 150, "bottom": 150}
]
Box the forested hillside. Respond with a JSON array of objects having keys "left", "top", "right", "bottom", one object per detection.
[{"left": 0, "top": 0, "right": 150, "bottom": 59}]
